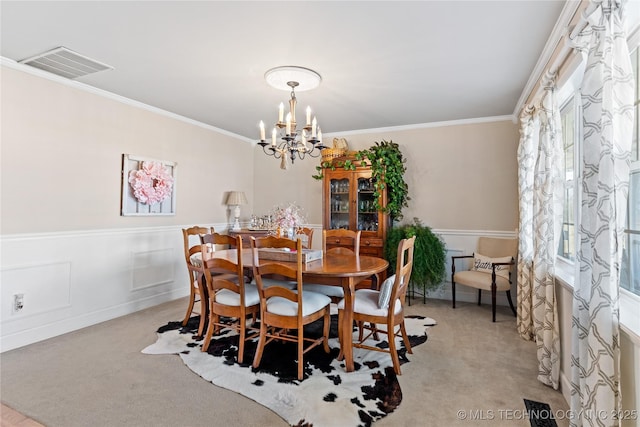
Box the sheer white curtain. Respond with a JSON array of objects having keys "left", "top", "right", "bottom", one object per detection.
[
  {"left": 569, "top": 1, "right": 634, "bottom": 426},
  {"left": 517, "top": 76, "right": 563, "bottom": 390}
]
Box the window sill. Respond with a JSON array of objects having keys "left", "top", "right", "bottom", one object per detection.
[
  {"left": 553, "top": 258, "right": 640, "bottom": 346},
  {"left": 620, "top": 289, "right": 640, "bottom": 345},
  {"left": 555, "top": 257, "right": 575, "bottom": 292}
]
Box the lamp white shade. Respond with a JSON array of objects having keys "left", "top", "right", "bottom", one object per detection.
[
  {"left": 225, "top": 191, "right": 247, "bottom": 206},
  {"left": 225, "top": 191, "right": 247, "bottom": 231}
]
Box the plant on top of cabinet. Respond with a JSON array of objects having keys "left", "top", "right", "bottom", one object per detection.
[
  {"left": 313, "top": 140, "right": 409, "bottom": 221},
  {"left": 356, "top": 140, "right": 409, "bottom": 221}
]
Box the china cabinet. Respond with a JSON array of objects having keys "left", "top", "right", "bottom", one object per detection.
[{"left": 322, "top": 157, "right": 389, "bottom": 257}]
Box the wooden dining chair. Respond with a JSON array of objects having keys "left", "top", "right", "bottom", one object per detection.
[
  {"left": 322, "top": 229, "right": 361, "bottom": 254},
  {"left": 182, "top": 226, "right": 215, "bottom": 335},
  {"left": 248, "top": 235, "right": 299, "bottom": 289},
  {"left": 337, "top": 236, "right": 416, "bottom": 375},
  {"left": 295, "top": 227, "right": 314, "bottom": 249},
  {"left": 200, "top": 234, "right": 260, "bottom": 364},
  {"left": 250, "top": 236, "right": 331, "bottom": 380},
  {"left": 303, "top": 229, "right": 363, "bottom": 302}
]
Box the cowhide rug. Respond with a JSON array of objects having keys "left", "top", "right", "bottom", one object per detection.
[{"left": 142, "top": 312, "right": 436, "bottom": 427}]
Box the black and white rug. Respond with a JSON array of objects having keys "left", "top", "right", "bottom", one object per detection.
[{"left": 142, "top": 312, "right": 436, "bottom": 427}]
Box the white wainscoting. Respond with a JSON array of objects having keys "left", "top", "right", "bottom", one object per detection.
[
  {"left": 0, "top": 225, "right": 514, "bottom": 352},
  {"left": 0, "top": 223, "right": 227, "bottom": 352}
]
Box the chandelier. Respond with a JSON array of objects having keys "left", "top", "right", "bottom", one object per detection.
[{"left": 257, "top": 66, "right": 327, "bottom": 169}]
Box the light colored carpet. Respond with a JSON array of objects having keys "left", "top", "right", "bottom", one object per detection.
[{"left": 0, "top": 298, "right": 569, "bottom": 426}]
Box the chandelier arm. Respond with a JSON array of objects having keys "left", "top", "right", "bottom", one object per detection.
[
  {"left": 258, "top": 141, "right": 287, "bottom": 159},
  {"left": 305, "top": 148, "right": 321, "bottom": 158}
]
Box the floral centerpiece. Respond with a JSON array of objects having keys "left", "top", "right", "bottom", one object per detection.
[
  {"left": 271, "top": 203, "right": 306, "bottom": 237},
  {"left": 128, "top": 161, "right": 174, "bottom": 205}
]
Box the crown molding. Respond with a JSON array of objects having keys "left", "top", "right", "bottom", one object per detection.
[
  {"left": 1, "top": 57, "right": 254, "bottom": 145},
  {"left": 324, "top": 115, "right": 515, "bottom": 138}
]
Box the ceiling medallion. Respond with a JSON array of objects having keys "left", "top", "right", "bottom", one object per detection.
[{"left": 257, "top": 66, "right": 326, "bottom": 169}]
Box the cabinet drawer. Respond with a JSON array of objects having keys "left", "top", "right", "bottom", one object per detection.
[
  {"left": 360, "top": 237, "right": 383, "bottom": 248},
  {"left": 359, "top": 246, "right": 382, "bottom": 256},
  {"left": 326, "top": 236, "right": 358, "bottom": 246}
]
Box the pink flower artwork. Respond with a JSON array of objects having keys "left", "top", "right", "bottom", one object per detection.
[{"left": 128, "top": 161, "right": 174, "bottom": 205}]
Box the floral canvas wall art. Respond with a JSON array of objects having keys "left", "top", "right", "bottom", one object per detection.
[{"left": 121, "top": 154, "right": 177, "bottom": 216}]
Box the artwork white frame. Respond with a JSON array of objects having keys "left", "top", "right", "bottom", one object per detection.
[{"left": 121, "top": 154, "right": 177, "bottom": 216}]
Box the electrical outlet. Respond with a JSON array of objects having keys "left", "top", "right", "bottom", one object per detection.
[{"left": 13, "top": 293, "right": 24, "bottom": 312}]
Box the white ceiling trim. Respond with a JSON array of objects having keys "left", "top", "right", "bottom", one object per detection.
[
  {"left": 1, "top": 56, "right": 255, "bottom": 145},
  {"left": 325, "top": 115, "right": 516, "bottom": 139}
]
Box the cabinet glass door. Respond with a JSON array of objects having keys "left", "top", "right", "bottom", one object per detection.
[
  {"left": 357, "top": 177, "right": 378, "bottom": 231},
  {"left": 329, "top": 178, "right": 350, "bottom": 229}
]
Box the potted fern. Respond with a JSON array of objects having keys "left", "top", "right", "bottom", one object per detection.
[{"left": 385, "top": 218, "right": 447, "bottom": 302}]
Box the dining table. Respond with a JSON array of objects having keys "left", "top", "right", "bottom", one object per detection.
[{"left": 211, "top": 248, "right": 389, "bottom": 373}]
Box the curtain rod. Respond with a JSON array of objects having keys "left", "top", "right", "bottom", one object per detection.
[
  {"left": 569, "top": 1, "right": 600, "bottom": 39},
  {"left": 521, "top": 1, "right": 592, "bottom": 109}
]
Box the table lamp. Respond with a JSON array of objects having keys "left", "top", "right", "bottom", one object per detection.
[{"left": 225, "top": 191, "right": 248, "bottom": 231}]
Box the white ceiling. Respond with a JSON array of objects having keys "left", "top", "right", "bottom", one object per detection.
[{"left": 0, "top": 1, "right": 567, "bottom": 141}]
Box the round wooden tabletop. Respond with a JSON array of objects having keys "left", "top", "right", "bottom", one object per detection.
[{"left": 213, "top": 248, "right": 388, "bottom": 278}]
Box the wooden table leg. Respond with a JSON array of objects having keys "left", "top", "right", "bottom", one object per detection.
[
  {"left": 198, "top": 273, "right": 209, "bottom": 337},
  {"left": 340, "top": 277, "right": 356, "bottom": 372}
]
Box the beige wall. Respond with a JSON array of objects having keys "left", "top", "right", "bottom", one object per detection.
[
  {"left": 1, "top": 66, "right": 253, "bottom": 234},
  {"left": 251, "top": 146, "right": 324, "bottom": 224},
  {"left": 2, "top": 64, "right": 517, "bottom": 235},
  {"left": 253, "top": 120, "right": 519, "bottom": 232}
]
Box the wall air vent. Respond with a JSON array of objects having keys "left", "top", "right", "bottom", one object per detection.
[{"left": 18, "top": 46, "right": 113, "bottom": 79}]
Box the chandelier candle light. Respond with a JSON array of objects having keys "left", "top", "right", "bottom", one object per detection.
[{"left": 258, "top": 66, "right": 327, "bottom": 169}]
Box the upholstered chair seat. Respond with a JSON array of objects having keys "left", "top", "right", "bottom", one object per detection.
[
  {"left": 266, "top": 290, "right": 331, "bottom": 317},
  {"left": 337, "top": 289, "right": 403, "bottom": 317},
  {"left": 215, "top": 284, "right": 260, "bottom": 307},
  {"left": 451, "top": 270, "right": 511, "bottom": 291},
  {"left": 252, "top": 277, "right": 298, "bottom": 289},
  {"left": 303, "top": 283, "right": 345, "bottom": 299}
]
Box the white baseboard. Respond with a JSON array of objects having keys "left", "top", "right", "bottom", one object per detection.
[{"left": 0, "top": 288, "right": 188, "bottom": 352}]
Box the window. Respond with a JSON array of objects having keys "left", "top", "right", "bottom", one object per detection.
[
  {"left": 558, "top": 96, "right": 577, "bottom": 261},
  {"left": 621, "top": 171, "right": 639, "bottom": 296},
  {"left": 557, "top": 47, "right": 640, "bottom": 298},
  {"left": 620, "top": 47, "right": 640, "bottom": 297}
]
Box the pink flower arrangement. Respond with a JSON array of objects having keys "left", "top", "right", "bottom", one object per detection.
[
  {"left": 128, "top": 161, "right": 174, "bottom": 205},
  {"left": 272, "top": 203, "right": 306, "bottom": 232}
]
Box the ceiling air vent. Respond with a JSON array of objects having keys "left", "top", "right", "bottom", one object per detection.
[{"left": 18, "top": 46, "right": 113, "bottom": 79}]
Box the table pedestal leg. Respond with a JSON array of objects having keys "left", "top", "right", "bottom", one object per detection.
[
  {"left": 339, "top": 277, "right": 355, "bottom": 372},
  {"left": 198, "top": 273, "right": 209, "bottom": 337}
]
